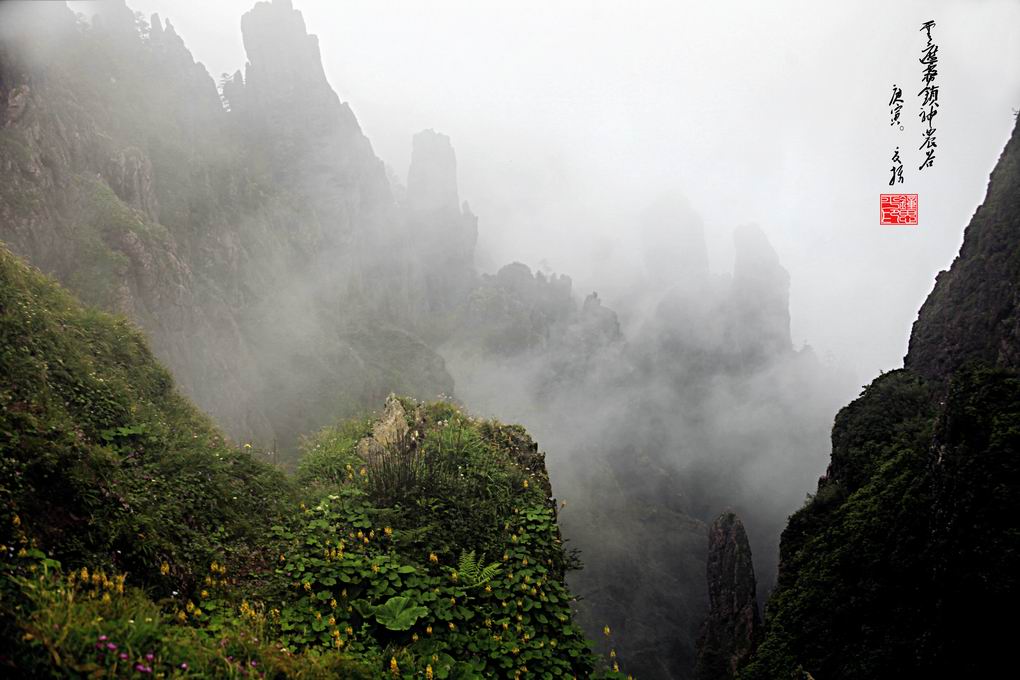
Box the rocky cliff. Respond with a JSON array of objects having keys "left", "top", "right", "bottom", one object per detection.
[
  {"left": 906, "top": 118, "right": 1020, "bottom": 382},
  {"left": 0, "top": 0, "right": 456, "bottom": 452},
  {"left": 743, "top": 116, "right": 1020, "bottom": 680}
]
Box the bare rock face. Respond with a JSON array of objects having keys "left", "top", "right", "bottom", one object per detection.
[
  {"left": 356, "top": 394, "right": 411, "bottom": 459},
  {"left": 104, "top": 147, "right": 159, "bottom": 222},
  {"left": 905, "top": 116, "right": 1020, "bottom": 382},
  {"left": 695, "top": 511, "right": 761, "bottom": 680}
]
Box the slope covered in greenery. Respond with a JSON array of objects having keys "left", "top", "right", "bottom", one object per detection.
[
  {"left": 0, "top": 247, "right": 620, "bottom": 678},
  {"left": 741, "top": 366, "right": 1019, "bottom": 679},
  {"left": 740, "top": 116, "right": 1020, "bottom": 680}
]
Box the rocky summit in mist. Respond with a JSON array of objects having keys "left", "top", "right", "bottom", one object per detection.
[{"left": 0, "top": 1, "right": 1017, "bottom": 679}]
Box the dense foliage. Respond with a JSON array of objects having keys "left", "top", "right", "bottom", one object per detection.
[
  {"left": 0, "top": 247, "right": 624, "bottom": 678},
  {"left": 741, "top": 368, "right": 1020, "bottom": 679}
]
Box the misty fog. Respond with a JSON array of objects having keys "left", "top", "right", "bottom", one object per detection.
[
  {"left": 14, "top": 1, "right": 1020, "bottom": 678},
  {"left": 85, "top": 0, "right": 1020, "bottom": 383}
]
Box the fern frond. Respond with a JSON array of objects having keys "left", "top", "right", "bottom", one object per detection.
[
  {"left": 479, "top": 562, "right": 501, "bottom": 583},
  {"left": 458, "top": 550, "right": 478, "bottom": 580}
]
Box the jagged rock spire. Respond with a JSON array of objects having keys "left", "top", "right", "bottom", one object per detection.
[
  {"left": 408, "top": 129, "right": 460, "bottom": 216},
  {"left": 695, "top": 511, "right": 761, "bottom": 680},
  {"left": 730, "top": 224, "right": 792, "bottom": 361},
  {"left": 406, "top": 129, "right": 477, "bottom": 265}
]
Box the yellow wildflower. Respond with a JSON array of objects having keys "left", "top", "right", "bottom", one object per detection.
[
  {"left": 429, "top": 552, "right": 439, "bottom": 564},
  {"left": 523, "top": 479, "right": 529, "bottom": 489},
  {"left": 12, "top": 515, "right": 20, "bottom": 527},
  {"left": 389, "top": 657, "right": 399, "bottom": 675},
  {"left": 426, "top": 665, "right": 434, "bottom": 680},
  {"left": 384, "top": 527, "right": 393, "bottom": 537},
  {"left": 200, "top": 590, "right": 209, "bottom": 599},
  {"left": 426, "top": 625, "right": 433, "bottom": 635},
  {"left": 603, "top": 625, "right": 611, "bottom": 636}
]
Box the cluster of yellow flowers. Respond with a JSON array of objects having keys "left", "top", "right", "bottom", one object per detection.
[
  {"left": 322, "top": 542, "right": 345, "bottom": 561},
  {"left": 66, "top": 567, "right": 126, "bottom": 604},
  {"left": 184, "top": 599, "right": 204, "bottom": 617},
  {"left": 201, "top": 561, "right": 229, "bottom": 588}
]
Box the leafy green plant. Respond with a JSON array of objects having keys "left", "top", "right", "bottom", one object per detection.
[
  {"left": 356, "top": 596, "right": 429, "bottom": 631},
  {"left": 456, "top": 550, "right": 501, "bottom": 589}
]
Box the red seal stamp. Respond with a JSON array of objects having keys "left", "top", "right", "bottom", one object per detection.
[{"left": 880, "top": 193, "right": 918, "bottom": 225}]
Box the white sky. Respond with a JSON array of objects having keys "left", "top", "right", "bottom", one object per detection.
[{"left": 71, "top": 0, "right": 1020, "bottom": 388}]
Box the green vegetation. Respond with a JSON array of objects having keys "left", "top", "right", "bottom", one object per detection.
[
  {"left": 0, "top": 246, "right": 624, "bottom": 677},
  {"left": 741, "top": 367, "right": 1020, "bottom": 680}
]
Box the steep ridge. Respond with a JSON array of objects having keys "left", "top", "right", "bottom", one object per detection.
[
  {"left": 742, "top": 117, "right": 1020, "bottom": 679},
  {"left": 0, "top": 0, "right": 454, "bottom": 451},
  {"left": 906, "top": 118, "right": 1020, "bottom": 381}
]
